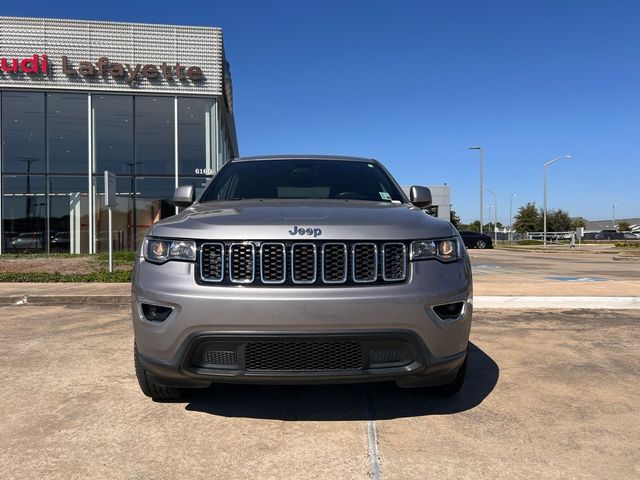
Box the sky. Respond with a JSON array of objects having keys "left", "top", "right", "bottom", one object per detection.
[{"left": 3, "top": 0, "right": 639, "bottom": 224}]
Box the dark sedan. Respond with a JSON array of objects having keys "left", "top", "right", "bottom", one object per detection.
[{"left": 457, "top": 230, "right": 493, "bottom": 249}]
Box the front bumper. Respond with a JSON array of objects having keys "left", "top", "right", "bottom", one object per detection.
[
  {"left": 137, "top": 330, "right": 467, "bottom": 387},
  {"left": 132, "top": 255, "right": 472, "bottom": 387}
]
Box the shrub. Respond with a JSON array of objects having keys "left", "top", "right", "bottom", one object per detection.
[{"left": 517, "top": 240, "right": 544, "bottom": 245}]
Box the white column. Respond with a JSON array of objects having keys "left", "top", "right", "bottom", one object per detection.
[
  {"left": 88, "top": 93, "right": 95, "bottom": 254},
  {"left": 205, "top": 99, "right": 212, "bottom": 173},
  {"left": 69, "top": 192, "right": 81, "bottom": 254},
  {"left": 174, "top": 96, "right": 179, "bottom": 215}
]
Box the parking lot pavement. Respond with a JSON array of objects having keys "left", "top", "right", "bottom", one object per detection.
[
  {"left": 469, "top": 249, "right": 640, "bottom": 296},
  {"left": 1, "top": 305, "right": 639, "bottom": 479}
]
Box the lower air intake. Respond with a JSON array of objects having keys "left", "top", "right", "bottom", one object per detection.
[{"left": 245, "top": 341, "right": 364, "bottom": 371}]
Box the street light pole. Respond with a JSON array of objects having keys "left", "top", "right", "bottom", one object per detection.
[
  {"left": 509, "top": 193, "right": 516, "bottom": 243},
  {"left": 485, "top": 188, "right": 497, "bottom": 245},
  {"left": 543, "top": 155, "right": 573, "bottom": 247},
  {"left": 468, "top": 146, "right": 484, "bottom": 234},
  {"left": 612, "top": 204, "right": 618, "bottom": 229}
]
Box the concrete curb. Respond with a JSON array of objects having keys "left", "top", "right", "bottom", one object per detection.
[
  {"left": 0, "top": 295, "right": 131, "bottom": 306},
  {"left": 473, "top": 296, "right": 640, "bottom": 310},
  {"left": 2, "top": 294, "right": 639, "bottom": 309}
]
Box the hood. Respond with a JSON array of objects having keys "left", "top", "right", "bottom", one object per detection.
[{"left": 151, "top": 199, "right": 455, "bottom": 240}]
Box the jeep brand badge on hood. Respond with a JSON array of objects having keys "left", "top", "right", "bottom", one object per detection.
[{"left": 289, "top": 226, "right": 322, "bottom": 237}]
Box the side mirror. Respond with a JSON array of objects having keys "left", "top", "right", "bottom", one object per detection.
[
  {"left": 409, "top": 185, "right": 432, "bottom": 208},
  {"left": 173, "top": 185, "right": 195, "bottom": 208}
]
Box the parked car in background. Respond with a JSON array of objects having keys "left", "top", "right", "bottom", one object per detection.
[
  {"left": 457, "top": 230, "right": 493, "bottom": 249},
  {"left": 8, "top": 232, "right": 45, "bottom": 252},
  {"left": 595, "top": 229, "right": 623, "bottom": 240},
  {"left": 50, "top": 231, "right": 71, "bottom": 252}
]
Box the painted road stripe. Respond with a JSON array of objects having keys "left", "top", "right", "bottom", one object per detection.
[{"left": 474, "top": 296, "right": 640, "bottom": 309}]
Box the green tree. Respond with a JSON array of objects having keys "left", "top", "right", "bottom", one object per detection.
[
  {"left": 513, "top": 202, "right": 542, "bottom": 232},
  {"left": 546, "top": 209, "right": 573, "bottom": 232},
  {"left": 461, "top": 220, "right": 481, "bottom": 232},
  {"left": 617, "top": 221, "right": 631, "bottom": 231},
  {"left": 449, "top": 210, "right": 461, "bottom": 229},
  {"left": 572, "top": 217, "right": 587, "bottom": 229}
]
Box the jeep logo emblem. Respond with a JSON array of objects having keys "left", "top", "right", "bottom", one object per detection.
[{"left": 288, "top": 226, "right": 322, "bottom": 237}]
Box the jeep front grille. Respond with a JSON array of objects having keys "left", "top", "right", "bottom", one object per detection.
[{"left": 199, "top": 241, "right": 408, "bottom": 286}]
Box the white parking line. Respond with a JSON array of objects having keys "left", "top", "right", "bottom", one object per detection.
[{"left": 474, "top": 296, "right": 640, "bottom": 309}]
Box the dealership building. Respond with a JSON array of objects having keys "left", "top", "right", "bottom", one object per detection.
[{"left": 0, "top": 16, "right": 238, "bottom": 254}]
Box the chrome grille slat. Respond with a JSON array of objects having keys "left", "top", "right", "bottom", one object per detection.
[
  {"left": 291, "top": 243, "right": 317, "bottom": 284},
  {"left": 229, "top": 242, "right": 256, "bottom": 283},
  {"left": 200, "top": 241, "right": 407, "bottom": 286},
  {"left": 352, "top": 243, "right": 378, "bottom": 283},
  {"left": 382, "top": 243, "right": 407, "bottom": 281},
  {"left": 200, "top": 243, "right": 224, "bottom": 282},
  {"left": 322, "top": 243, "right": 348, "bottom": 283},
  {"left": 260, "top": 243, "right": 286, "bottom": 284}
]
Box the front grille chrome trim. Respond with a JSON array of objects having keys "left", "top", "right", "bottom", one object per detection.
[
  {"left": 228, "top": 242, "right": 256, "bottom": 284},
  {"left": 321, "top": 242, "right": 348, "bottom": 284},
  {"left": 291, "top": 243, "right": 317, "bottom": 284},
  {"left": 199, "top": 242, "right": 225, "bottom": 283},
  {"left": 260, "top": 242, "right": 287, "bottom": 284},
  {"left": 352, "top": 243, "right": 378, "bottom": 283},
  {"left": 381, "top": 242, "right": 407, "bottom": 281}
]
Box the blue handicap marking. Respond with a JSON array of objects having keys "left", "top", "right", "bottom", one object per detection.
[{"left": 545, "top": 276, "right": 608, "bottom": 282}]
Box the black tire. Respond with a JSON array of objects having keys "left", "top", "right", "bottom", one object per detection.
[
  {"left": 134, "top": 346, "right": 183, "bottom": 401},
  {"left": 475, "top": 239, "right": 487, "bottom": 249}
]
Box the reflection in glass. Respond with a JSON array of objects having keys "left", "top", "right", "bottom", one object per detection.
[
  {"left": 47, "top": 93, "right": 88, "bottom": 174},
  {"left": 93, "top": 95, "right": 134, "bottom": 174},
  {"left": 135, "top": 97, "right": 174, "bottom": 175},
  {"left": 2, "top": 92, "right": 45, "bottom": 174},
  {"left": 135, "top": 177, "right": 175, "bottom": 244},
  {"left": 2, "top": 175, "right": 46, "bottom": 252},
  {"left": 49, "top": 177, "right": 89, "bottom": 253},
  {"left": 94, "top": 175, "right": 134, "bottom": 252},
  {"left": 178, "top": 97, "right": 210, "bottom": 176}
]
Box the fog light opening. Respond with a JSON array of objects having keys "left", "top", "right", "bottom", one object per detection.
[
  {"left": 141, "top": 303, "right": 173, "bottom": 322},
  {"left": 433, "top": 301, "right": 465, "bottom": 320}
]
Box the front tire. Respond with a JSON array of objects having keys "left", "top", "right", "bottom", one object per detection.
[
  {"left": 134, "top": 346, "right": 183, "bottom": 401},
  {"left": 475, "top": 239, "right": 487, "bottom": 249}
]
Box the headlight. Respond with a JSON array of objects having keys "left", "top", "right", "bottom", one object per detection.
[
  {"left": 410, "top": 238, "right": 462, "bottom": 262},
  {"left": 144, "top": 237, "right": 196, "bottom": 264}
]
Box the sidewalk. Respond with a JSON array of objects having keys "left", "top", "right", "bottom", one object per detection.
[{"left": 0, "top": 283, "right": 130, "bottom": 305}]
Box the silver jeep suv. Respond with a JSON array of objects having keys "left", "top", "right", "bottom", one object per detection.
[{"left": 132, "top": 155, "right": 472, "bottom": 400}]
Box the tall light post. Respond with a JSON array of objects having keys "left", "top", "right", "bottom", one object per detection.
[
  {"left": 543, "top": 155, "right": 573, "bottom": 247},
  {"left": 486, "top": 204, "right": 493, "bottom": 237},
  {"left": 485, "top": 187, "right": 497, "bottom": 245},
  {"left": 468, "top": 146, "right": 484, "bottom": 233},
  {"left": 509, "top": 193, "right": 516, "bottom": 243},
  {"left": 612, "top": 204, "right": 618, "bottom": 229}
]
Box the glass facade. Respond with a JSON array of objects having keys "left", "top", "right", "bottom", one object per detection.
[{"left": 1, "top": 91, "right": 234, "bottom": 254}]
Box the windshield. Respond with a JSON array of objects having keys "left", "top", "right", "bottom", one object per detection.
[{"left": 199, "top": 159, "right": 406, "bottom": 203}]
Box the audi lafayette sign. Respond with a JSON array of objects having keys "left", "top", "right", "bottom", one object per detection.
[
  {"left": 0, "top": 17, "right": 223, "bottom": 96},
  {"left": 0, "top": 54, "right": 49, "bottom": 74},
  {"left": 0, "top": 54, "right": 204, "bottom": 84},
  {"left": 62, "top": 56, "right": 204, "bottom": 83}
]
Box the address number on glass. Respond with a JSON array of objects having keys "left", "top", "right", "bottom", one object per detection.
[{"left": 195, "top": 168, "right": 215, "bottom": 175}]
